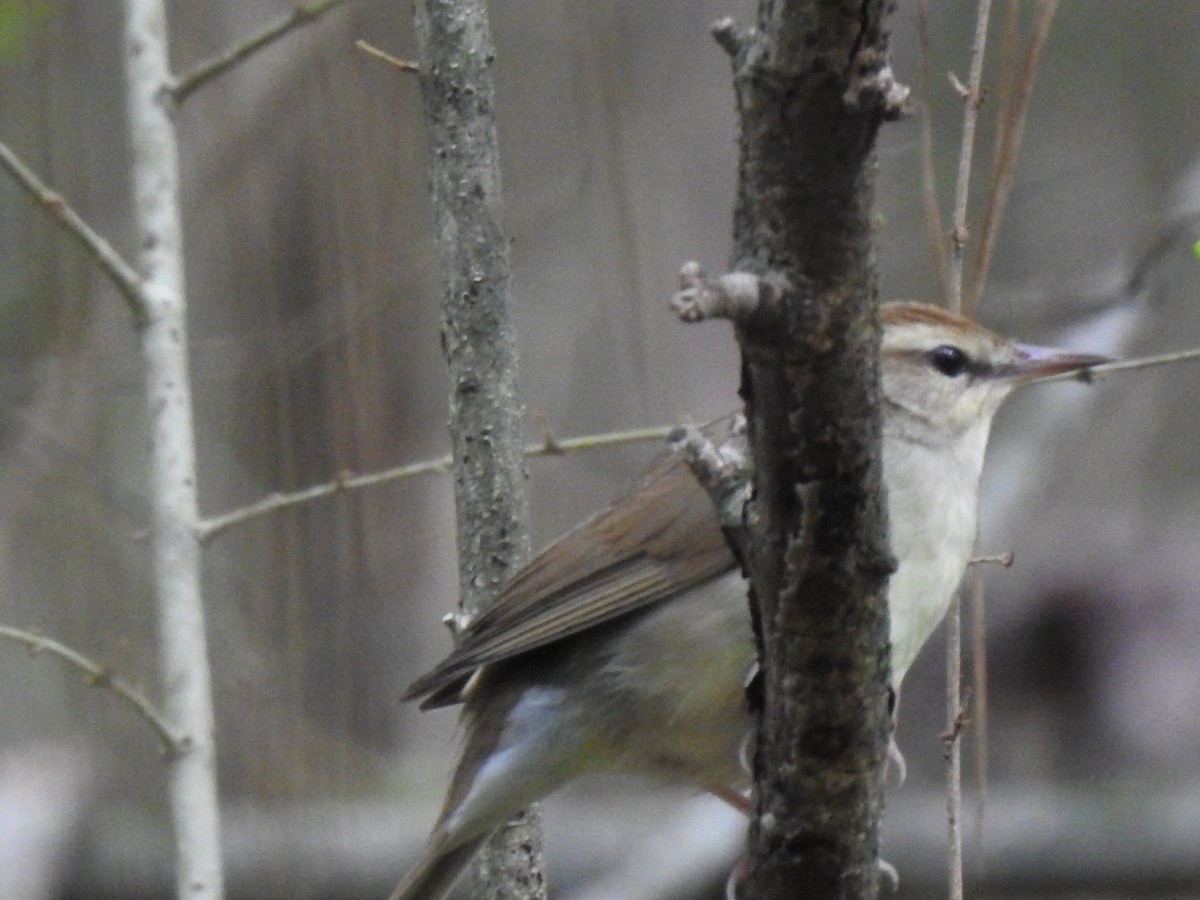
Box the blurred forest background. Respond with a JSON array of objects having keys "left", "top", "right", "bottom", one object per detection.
[{"left": 1, "top": 1, "right": 1199, "bottom": 898}]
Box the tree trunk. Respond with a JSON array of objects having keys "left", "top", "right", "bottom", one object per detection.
[
  {"left": 412, "top": 1, "right": 545, "bottom": 897},
  {"left": 721, "top": 4, "right": 903, "bottom": 897}
]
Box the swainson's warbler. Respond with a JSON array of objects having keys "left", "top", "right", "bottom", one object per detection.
[{"left": 390, "top": 301, "right": 1106, "bottom": 900}]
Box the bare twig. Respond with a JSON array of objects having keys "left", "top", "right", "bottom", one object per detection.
[
  {"left": 969, "top": 567, "right": 990, "bottom": 867},
  {"left": 0, "top": 138, "right": 148, "bottom": 325},
  {"left": 197, "top": 425, "right": 675, "bottom": 542},
  {"left": 966, "top": 0, "right": 1059, "bottom": 314},
  {"left": 969, "top": 551, "right": 1015, "bottom": 567},
  {"left": 1040, "top": 346, "right": 1200, "bottom": 384},
  {"left": 947, "top": 0, "right": 993, "bottom": 315},
  {"left": 966, "top": 0, "right": 1019, "bottom": 299},
  {"left": 990, "top": 1, "right": 1022, "bottom": 173},
  {"left": 916, "top": 0, "right": 950, "bottom": 305},
  {"left": 169, "top": 0, "right": 352, "bottom": 104},
  {"left": 525, "top": 424, "right": 674, "bottom": 456},
  {"left": 199, "top": 459, "right": 449, "bottom": 542},
  {"left": 946, "top": 584, "right": 965, "bottom": 900},
  {"left": 355, "top": 39, "right": 419, "bottom": 72},
  {"left": 0, "top": 625, "right": 181, "bottom": 754},
  {"left": 961, "top": 5, "right": 1058, "bottom": 880},
  {"left": 941, "top": 689, "right": 972, "bottom": 744}
]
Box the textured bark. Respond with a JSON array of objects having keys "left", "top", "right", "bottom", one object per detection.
[
  {"left": 724, "top": 3, "right": 901, "bottom": 898},
  {"left": 412, "top": 1, "right": 544, "bottom": 898},
  {"left": 124, "top": 2, "right": 225, "bottom": 898}
]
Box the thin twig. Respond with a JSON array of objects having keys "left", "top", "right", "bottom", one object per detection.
[
  {"left": 947, "top": 0, "right": 993, "bottom": 315},
  {"left": 0, "top": 625, "right": 181, "bottom": 754},
  {"left": 970, "top": 0, "right": 1021, "bottom": 301},
  {"left": 989, "top": 1, "right": 1022, "bottom": 174},
  {"left": 965, "top": 6, "right": 1058, "bottom": 881},
  {"left": 529, "top": 425, "right": 675, "bottom": 456},
  {"left": 355, "top": 39, "right": 419, "bottom": 72},
  {"left": 969, "top": 551, "right": 1015, "bottom": 567},
  {"left": 0, "top": 138, "right": 148, "bottom": 325},
  {"left": 198, "top": 459, "right": 450, "bottom": 542},
  {"left": 946, "top": 588, "right": 965, "bottom": 900},
  {"left": 968, "top": 566, "right": 990, "bottom": 868},
  {"left": 197, "top": 425, "right": 676, "bottom": 542},
  {"left": 945, "top": 6, "right": 993, "bottom": 896},
  {"left": 941, "top": 688, "right": 972, "bottom": 744},
  {"left": 1042, "top": 346, "right": 1200, "bottom": 384},
  {"left": 916, "top": 0, "right": 950, "bottom": 305},
  {"left": 967, "top": 27, "right": 1014, "bottom": 834},
  {"left": 966, "top": 0, "right": 1059, "bottom": 314},
  {"left": 169, "top": 0, "right": 352, "bottom": 104}
]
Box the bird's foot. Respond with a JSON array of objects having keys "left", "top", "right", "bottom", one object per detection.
[{"left": 886, "top": 734, "right": 907, "bottom": 785}]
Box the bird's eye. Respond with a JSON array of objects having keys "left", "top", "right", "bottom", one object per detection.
[{"left": 929, "top": 345, "right": 969, "bottom": 377}]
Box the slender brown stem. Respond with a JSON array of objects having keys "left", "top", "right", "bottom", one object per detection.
[
  {"left": 916, "top": 0, "right": 950, "bottom": 306},
  {"left": 354, "top": 39, "right": 419, "bottom": 72},
  {"left": 990, "top": 1, "right": 1022, "bottom": 173},
  {"left": 948, "top": 0, "right": 993, "bottom": 315},
  {"left": 966, "top": 0, "right": 1060, "bottom": 314},
  {"left": 945, "top": 6, "right": 994, "bottom": 897},
  {"left": 945, "top": 588, "right": 965, "bottom": 900},
  {"left": 969, "top": 566, "right": 990, "bottom": 865}
]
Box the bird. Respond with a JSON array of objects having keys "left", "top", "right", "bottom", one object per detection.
[{"left": 388, "top": 301, "right": 1107, "bottom": 900}]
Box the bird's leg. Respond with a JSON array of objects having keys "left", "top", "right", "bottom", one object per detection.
[
  {"left": 886, "top": 685, "right": 907, "bottom": 785},
  {"left": 708, "top": 783, "right": 752, "bottom": 815},
  {"left": 724, "top": 855, "right": 752, "bottom": 900},
  {"left": 886, "top": 736, "right": 908, "bottom": 785}
]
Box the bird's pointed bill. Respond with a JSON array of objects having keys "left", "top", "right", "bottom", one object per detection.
[{"left": 1005, "top": 343, "right": 1110, "bottom": 384}]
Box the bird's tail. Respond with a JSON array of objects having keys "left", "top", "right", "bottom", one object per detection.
[{"left": 387, "top": 832, "right": 490, "bottom": 900}]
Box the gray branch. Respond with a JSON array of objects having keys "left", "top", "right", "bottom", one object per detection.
[
  {"left": 0, "top": 137, "right": 148, "bottom": 325},
  {"left": 0, "top": 625, "right": 181, "bottom": 754},
  {"left": 411, "top": 1, "right": 543, "bottom": 897}
]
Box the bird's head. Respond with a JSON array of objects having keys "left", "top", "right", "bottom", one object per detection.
[{"left": 879, "top": 302, "right": 1108, "bottom": 449}]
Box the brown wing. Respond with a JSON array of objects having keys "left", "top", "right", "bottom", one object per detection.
[{"left": 404, "top": 418, "right": 740, "bottom": 708}]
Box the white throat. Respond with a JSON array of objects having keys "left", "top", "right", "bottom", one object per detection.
[{"left": 882, "top": 412, "right": 993, "bottom": 682}]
